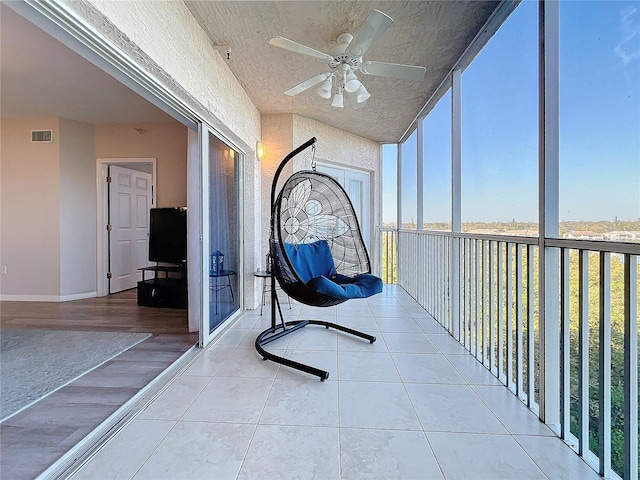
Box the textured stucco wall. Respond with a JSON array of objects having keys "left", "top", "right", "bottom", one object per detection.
[
  {"left": 260, "top": 114, "right": 381, "bottom": 272},
  {"left": 260, "top": 114, "right": 294, "bottom": 261},
  {"left": 293, "top": 115, "right": 381, "bottom": 270},
  {"left": 65, "top": 0, "right": 264, "bottom": 308},
  {"left": 68, "top": 0, "right": 261, "bottom": 152}
]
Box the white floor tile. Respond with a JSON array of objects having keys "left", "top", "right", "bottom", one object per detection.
[
  {"left": 445, "top": 353, "right": 503, "bottom": 385},
  {"left": 337, "top": 331, "right": 387, "bottom": 353},
  {"left": 72, "top": 285, "right": 602, "bottom": 480},
  {"left": 393, "top": 353, "right": 466, "bottom": 384},
  {"left": 260, "top": 377, "right": 339, "bottom": 427},
  {"left": 429, "top": 333, "right": 469, "bottom": 354},
  {"left": 132, "top": 421, "right": 254, "bottom": 480},
  {"left": 340, "top": 428, "right": 444, "bottom": 480},
  {"left": 182, "top": 347, "right": 234, "bottom": 377},
  {"left": 382, "top": 332, "right": 439, "bottom": 354},
  {"left": 371, "top": 306, "right": 409, "bottom": 318},
  {"left": 73, "top": 419, "right": 175, "bottom": 480},
  {"left": 339, "top": 381, "right": 421, "bottom": 430},
  {"left": 472, "top": 385, "right": 555, "bottom": 436},
  {"left": 138, "top": 375, "right": 210, "bottom": 421},
  {"left": 406, "top": 384, "right": 508, "bottom": 433},
  {"left": 181, "top": 376, "right": 273, "bottom": 424},
  {"left": 514, "top": 435, "right": 601, "bottom": 480},
  {"left": 215, "top": 347, "right": 279, "bottom": 379},
  {"left": 238, "top": 425, "right": 340, "bottom": 480},
  {"left": 375, "top": 316, "right": 423, "bottom": 333},
  {"left": 337, "top": 351, "right": 401, "bottom": 382},
  {"left": 285, "top": 325, "right": 338, "bottom": 351},
  {"left": 427, "top": 432, "right": 547, "bottom": 479}
]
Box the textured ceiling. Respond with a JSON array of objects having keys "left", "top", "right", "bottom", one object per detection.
[{"left": 185, "top": 1, "right": 500, "bottom": 143}]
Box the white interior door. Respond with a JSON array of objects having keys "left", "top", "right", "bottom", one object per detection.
[
  {"left": 109, "top": 165, "right": 153, "bottom": 293},
  {"left": 315, "top": 163, "right": 371, "bottom": 249}
]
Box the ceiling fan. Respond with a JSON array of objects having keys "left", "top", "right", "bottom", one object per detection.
[{"left": 269, "top": 9, "right": 426, "bottom": 109}]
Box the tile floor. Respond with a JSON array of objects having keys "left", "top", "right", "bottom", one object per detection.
[{"left": 72, "top": 285, "right": 600, "bottom": 480}]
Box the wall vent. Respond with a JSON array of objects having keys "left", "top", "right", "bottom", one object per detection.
[{"left": 31, "top": 130, "right": 53, "bottom": 143}]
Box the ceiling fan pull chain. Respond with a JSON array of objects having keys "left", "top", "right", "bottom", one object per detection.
[{"left": 311, "top": 145, "right": 317, "bottom": 171}]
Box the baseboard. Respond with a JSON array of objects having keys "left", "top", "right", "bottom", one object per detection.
[
  {"left": 0, "top": 292, "right": 97, "bottom": 302},
  {"left": 60, "top": 291, "right": 97, "bottom": 302}
]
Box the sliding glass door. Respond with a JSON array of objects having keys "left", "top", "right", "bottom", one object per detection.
[
  {"left": 207, "top": 133, "right": 241, "bottom": 331},
  {"left": 198, "top": 126, "right": 242, "bottom": 347}
]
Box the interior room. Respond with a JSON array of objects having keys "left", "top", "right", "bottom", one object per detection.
[{"left": 1, "top": 1, "right": 637, "bottom": 479}]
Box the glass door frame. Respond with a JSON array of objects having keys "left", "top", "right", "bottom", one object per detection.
[{"left": 198, "top": 123, "right": 245, "bottom": 348}]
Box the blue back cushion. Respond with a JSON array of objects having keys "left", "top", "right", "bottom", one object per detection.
[{"left": 284, "top": 240, "right": 337, "bottom": 283}]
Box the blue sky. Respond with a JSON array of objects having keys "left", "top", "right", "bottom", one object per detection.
[{"left": 383, "top": 0, "right": 639, "bottom": 224}]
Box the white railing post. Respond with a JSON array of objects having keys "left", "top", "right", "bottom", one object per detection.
[
  {"left": 451, "top": 68, "right": 462, "bottom": 339},
  {"left": 539, "top": 0, "right": 560, "bottom": 427}
]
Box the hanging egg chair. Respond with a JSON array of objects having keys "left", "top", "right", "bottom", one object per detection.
[{"left": 255, "top": 137, "right": 382, "bottom": 380}]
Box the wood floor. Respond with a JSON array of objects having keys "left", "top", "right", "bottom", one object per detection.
[{"left": 0, "top": 290, "right": 198, "bottom": 480}]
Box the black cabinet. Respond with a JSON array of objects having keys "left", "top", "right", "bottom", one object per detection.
[{"left": 137, "top": 265, "right": 187, "bottom": 309}]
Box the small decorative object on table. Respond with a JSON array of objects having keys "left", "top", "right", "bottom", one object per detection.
[{"left": 211, "top": 250, "right": 224, "bottom": 275}]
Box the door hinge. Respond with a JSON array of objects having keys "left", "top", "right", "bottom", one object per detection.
[
  {"left": 106, "top": 176, "right": 112, "bottom": 183},
  {"left": 107, "top": 272, "right": 112, "bottom": 279},
  {"left": 106, "top": 224, "right": 112, "bottom": 231}
]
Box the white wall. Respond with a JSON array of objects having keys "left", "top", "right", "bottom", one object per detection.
[
  {"left": 261, "top": 114, "right": 381, "bottom": 268},
  {"left": 59, "top": 118, "right": 96, "bottom": 298},
  {"left": 94, "top": 122, "right": 188, "bottom": 207},
  {"left": 0, "top": 117, "right": 62, "bottom": 298}
]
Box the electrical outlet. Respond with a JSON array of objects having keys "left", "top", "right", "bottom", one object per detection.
[{"left": 1, "top": 265, "right": 7, "bottom": 275}]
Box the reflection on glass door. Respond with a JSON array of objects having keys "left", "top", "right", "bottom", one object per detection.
[{"left": 208, "top": 133, "right": 240, "bottom": 332}]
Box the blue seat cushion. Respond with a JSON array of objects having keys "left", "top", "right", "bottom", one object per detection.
[
  {"left": 284, "top": 240, "right": 337, "bottom": 283},
  {"left": 284, "top": 239, "right": 382, "bottom": 300},
  {"left": 308, "top": 273, "right": 383, "bottom": 300}
]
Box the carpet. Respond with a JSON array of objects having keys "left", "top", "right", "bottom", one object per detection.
[{"left": 0, "top": 329, "right": 152, "bottom": 421}]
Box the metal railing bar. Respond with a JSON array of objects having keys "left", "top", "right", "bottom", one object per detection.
[
  {"left": 476, "top": 239, "right": 481, "bottom": 359},
  {"left": 599, "top": 252, "right": 612, "bottom": 477},
  {"left": 498, "top": 241, "right": 505, "bottom": 378},
  {"left": 516, "top": 244, "right": 524, "bottom": 399},
  {"left": 507, "top": 242, "right": 514, "bottom": 389},
  {"left": 527, "top": 244, "right": 535, "bottom": 407},
  {"left": 560, "top": 247, "right": 571, "bottom": 439},
  {"left": 454, "top": 232, "right": 539, "bottom": 245},
  {"left": 546, "top": 238, "right": 640, "bottom": 255},
  {"left": 489, "top": 241, "right": 496, "bottom": 374},
  {"left": 578, "top": 249, "right": 589, "bottom": 456},
  {"left": 484, "top": 240, "right": 490, "bottom": 366},
  {"left": 624, "top": 254, "right": 638, "bottom": 480}
]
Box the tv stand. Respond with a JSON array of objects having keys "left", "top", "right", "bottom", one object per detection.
[{"left": 137, "top": 265, "right": 187, "bottom": 309}]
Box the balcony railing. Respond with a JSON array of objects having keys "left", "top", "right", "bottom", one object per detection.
[{"left": 384, "top": 228, "right": 639, "bottom": 480}]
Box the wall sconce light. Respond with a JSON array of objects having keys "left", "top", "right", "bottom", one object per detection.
[{"left": 256, "top": 141, "right": 265, "bottom": 161}]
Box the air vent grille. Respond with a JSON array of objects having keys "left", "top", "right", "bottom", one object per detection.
[{"left": 31, "top": 130, "right": 53, "bottom": 143}]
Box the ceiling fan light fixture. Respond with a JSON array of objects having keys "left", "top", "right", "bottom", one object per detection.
[
  {"left": 317, "top": 78, "right": 333, "bottom": 99},
  {"left": 344, "top": 72, "right": 361, "bottom": 93},
  {"left": 331, "top": 90, "right": 344, "bottom": 108},
  {"left": 356, "top": 85, "right": 370, "bottom": 103}
]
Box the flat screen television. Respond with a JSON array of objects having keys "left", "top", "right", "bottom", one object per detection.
[{"left": 148, "top": 207, "right": 187, "bottom": 264}]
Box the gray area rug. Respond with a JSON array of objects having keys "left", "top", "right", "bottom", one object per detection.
[{"left": 0, "top": 329, "right": 152, "bottom": 421}]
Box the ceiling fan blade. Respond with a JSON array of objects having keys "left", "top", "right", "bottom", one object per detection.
[
  {"left": 284, "top": 73, "right": 330, "bottom": 96},
  {"left": 360, "top": 61, "right": 426, "bottom": 81},
  {"left": 269, "top": 37, "right": 334, "bottom": 63},
  {"left": 346, "top": 9, "right": 394, "bottom": 58}
]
